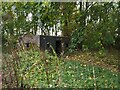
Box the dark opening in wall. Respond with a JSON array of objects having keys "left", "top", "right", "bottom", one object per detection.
[
  {"left": 66, "top": 44, "right": 68, "bottom": 48},
  {"left": 47, "top": 42, "right": 50, "bottom": 48},
  {"left": 56, "top": 40, "right": 61, "bottom": 55},
  {"left": 26, "top": 43, "right": 29, "bottom": 47}
]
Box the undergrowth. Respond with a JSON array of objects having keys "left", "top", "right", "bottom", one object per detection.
[
  {"left": 2, "top": 46, "right": 64, "bottom": 88},
  {"left": 2, "top": 46, "right": 119, "bottom": 88}
]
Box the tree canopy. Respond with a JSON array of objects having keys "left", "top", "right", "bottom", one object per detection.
[{"left": 1, "top": 2, "right": 120, "bottom": 51}]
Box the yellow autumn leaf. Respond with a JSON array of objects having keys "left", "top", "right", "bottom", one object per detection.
[
  {"left": 96, "top": 61, "right": 100, "bottom": 64},
  {"left": 89, "top": 77, "right": 92, "bottom": 80}
]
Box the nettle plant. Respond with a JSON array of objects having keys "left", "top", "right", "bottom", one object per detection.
[{"left": 3, "top": 45, "right": 64, "bottom": 88}]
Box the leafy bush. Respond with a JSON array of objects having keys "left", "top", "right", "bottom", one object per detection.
[
  {"left": 68, "top": 27, "right": 84, "bottom": 53},
  {"left": 2, "top": 46, "right": 64, "bottom": 88},
  {"left": 17, "top": 49, "right": 64, "bottom": 88}
]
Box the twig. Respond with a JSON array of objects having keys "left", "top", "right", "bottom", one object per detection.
[{"left": 92, "top": 66, "right": 97, "bottom": 90}]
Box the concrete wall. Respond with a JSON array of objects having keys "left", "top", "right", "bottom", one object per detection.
[{"left": 19, "top": 35, "right": 69, "bottom": 54}]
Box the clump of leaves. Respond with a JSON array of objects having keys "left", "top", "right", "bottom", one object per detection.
[
  {"left": 2, "top": 45, "right": 64, "bottom": 88},
  {"left": 17, "top": 46, "right": 64, "bottom": 88},
  {"left": 97, "top": 49, "right": 106, "bottom": 58}
]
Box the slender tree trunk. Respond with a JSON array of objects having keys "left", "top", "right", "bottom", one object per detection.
[
  {"left": 55, "top": 24, "right": 57, "bottom": 36},
  {"left": 80, "top": 2, "right": 82, "bottom": 11}
]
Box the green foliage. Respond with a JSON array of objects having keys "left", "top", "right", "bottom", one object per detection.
[
  {"left": 69, "top": 27, "right": 84, "bottom": 52},
  {"left": 3, "top": 49, "right": 119, "bottom": 88},
  {"left": 97, "top": 49, "right": 106, "bottom": 58},
  {"left": 2, "top": 46, "right": 64, "bottom": 88},
  {"left": 2, "top": 2, "right": 119, "bottom": 89},
  {"left": 69, "top": 2, "right": 119, "bottom": 52},
  {"left": 62, "top": 60, "right": 118, "bottom": 88},
  {"left": 2, "top": 2, "right": 119, "bottom": 51},
  {"left": 18, "top": 49, "right": 64, "bottom": 88}
]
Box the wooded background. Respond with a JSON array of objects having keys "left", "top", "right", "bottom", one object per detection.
[{"left": 1, "top": 2, "right": 120, "bottom": 52}]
